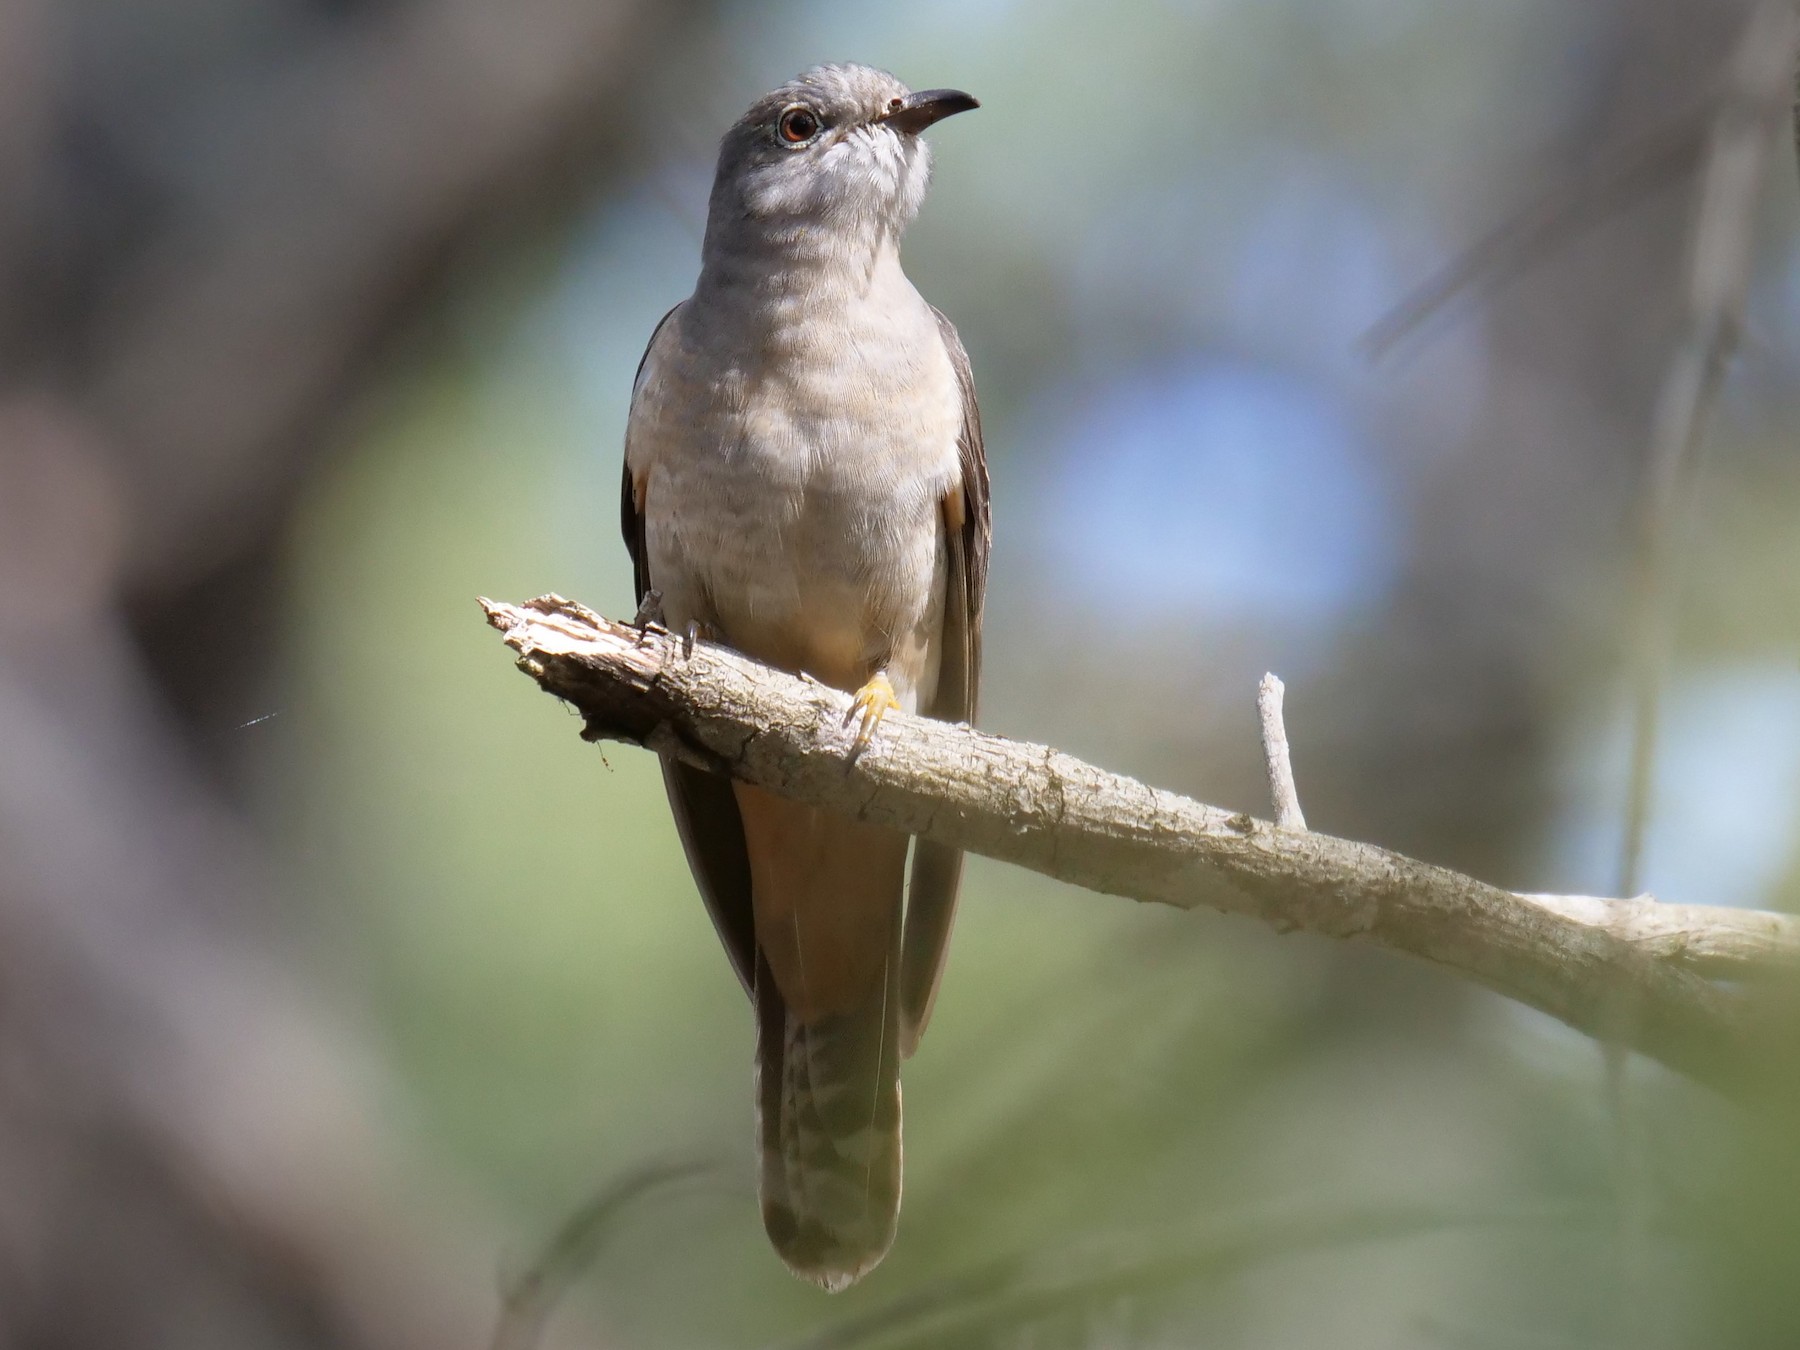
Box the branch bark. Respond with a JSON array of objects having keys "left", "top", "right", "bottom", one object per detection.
[{"left": 482, "top": 595, "right": 1800, "bottom": 1097}]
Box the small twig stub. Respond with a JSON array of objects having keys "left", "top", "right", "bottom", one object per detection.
[{"left": 1257, "top": 673, "right": 1307, "bottom": 832}]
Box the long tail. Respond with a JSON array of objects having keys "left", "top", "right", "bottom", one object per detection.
[
  {"left": 754, "top": 947, "right": 902, "bottom": 1290},
  {"left": 736, "top": 784, "right": 906, "bottom": 1290}
]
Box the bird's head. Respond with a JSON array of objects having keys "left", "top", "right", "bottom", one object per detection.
[{"left": 708, "top": 64, "right": 978, "bottom": 249}]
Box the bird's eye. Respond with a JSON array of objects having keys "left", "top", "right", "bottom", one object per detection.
[{"left": 778, "top": 107, "right": 821, "bottom": 144}]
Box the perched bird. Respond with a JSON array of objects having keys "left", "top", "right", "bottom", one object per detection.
[{"left": 620, "top": 63, "right": 989, "bottom": 1289}]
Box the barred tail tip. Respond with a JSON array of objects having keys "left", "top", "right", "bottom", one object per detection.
[{"left": 761, "top": 1188, "right": 899, "bottom": 1291}]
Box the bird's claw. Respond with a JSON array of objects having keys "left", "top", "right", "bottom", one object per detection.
[
  {"left": 630, "top": 589, "right": 665, "bottom": 639},
  {"left": 844, "top": 673, "right": 901, "bottom": 755}
]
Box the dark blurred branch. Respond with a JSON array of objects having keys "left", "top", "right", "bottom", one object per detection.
[
  {"left": 483, "top": 596, "right": 1798, "bottom": 1099},
  {"left": 82, "top": 0, "right": 697, "bottom": 596},
  {"left": 0, "top": 1, "right": 718, "bottom": 1339}
]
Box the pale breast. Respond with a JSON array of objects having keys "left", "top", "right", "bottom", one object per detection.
[{"left": 626, "top": 282, "right": 962, "bottom": 701}]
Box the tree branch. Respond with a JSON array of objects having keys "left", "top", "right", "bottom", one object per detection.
[{"left": 482, "top": 595, "right": 1799, "bottom": 1097}]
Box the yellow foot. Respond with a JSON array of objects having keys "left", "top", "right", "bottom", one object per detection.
[{"left": 845, "top": 672, "right": 902, "bottom": 754}]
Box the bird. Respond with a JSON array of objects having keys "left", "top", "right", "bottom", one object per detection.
[{"left": 620, "top": 63, "right": 989, "bottom": 1290}]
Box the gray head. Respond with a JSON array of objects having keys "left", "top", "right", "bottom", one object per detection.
[{"left": 704, "top": 64, "right": 977, "bottom": 260}]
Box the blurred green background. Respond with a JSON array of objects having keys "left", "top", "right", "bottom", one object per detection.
[
  {"left": 278, "top": 2, "right": 1800, "bottom": 1344},
  {"left": 6, "top": 0, "right": 1800, "bottom": 1346}
]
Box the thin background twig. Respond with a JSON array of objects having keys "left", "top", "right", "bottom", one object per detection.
[{"left": 1604, "top": 8, "right": 1800, "bottom": 1345}]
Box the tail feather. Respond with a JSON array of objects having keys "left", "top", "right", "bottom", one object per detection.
[
  {"left": 735, "top": 783, "right": 909, "bottom": 1289},
  {"left": 755, "top": 940, "right": 902, "bottom": 1291}
]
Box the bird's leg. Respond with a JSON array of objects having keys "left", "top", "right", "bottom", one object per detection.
[
  {"left": 631, "top": 588, "right": 665, "bottom": 632},
  {"left": 845, "top": 670, "right": 902, "bottom": 754}
]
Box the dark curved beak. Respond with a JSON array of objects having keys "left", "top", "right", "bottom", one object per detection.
[{"left": 879, "top": 88, "right": 980, "bottom": 135}]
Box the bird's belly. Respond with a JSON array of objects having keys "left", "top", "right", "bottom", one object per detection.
[{"left": 645, "top": 421, "right": 950, "bottom": 702}]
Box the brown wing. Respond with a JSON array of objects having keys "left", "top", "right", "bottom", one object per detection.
[
  {"left": 622, "top": 303, "right": 757, "bottom": 996},
  {"left": 899, "top": 308, "right": 991, "bottom": 1056},
  {"left": 621, "top": 303, "right": 680, "bottom": 599}
]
